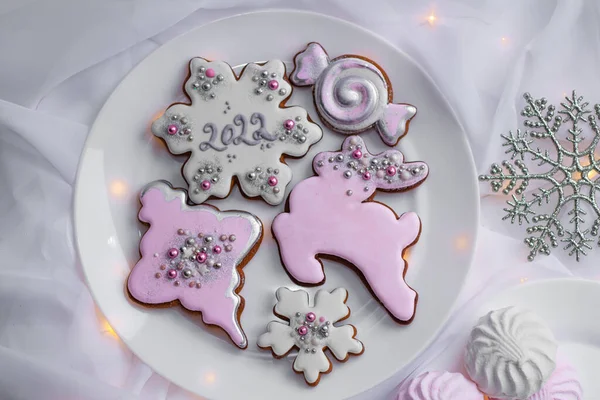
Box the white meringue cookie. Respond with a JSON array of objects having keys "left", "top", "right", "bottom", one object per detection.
[
  {"left": 465, "top": 306, "right": 557, "bottom": 399},
  {"left": 396, "top": 371, "right": 484, "bottom": 400}
]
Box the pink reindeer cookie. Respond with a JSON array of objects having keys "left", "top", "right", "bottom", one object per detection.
[
  {"left": 272, "top": 136, "right": 428, "bottom": 323},
  {"left": 290, "top": 42, "right": 417, "bottom": 146},
  {"left": 127, "top": 181, "right": 263, "bottom": 348}
]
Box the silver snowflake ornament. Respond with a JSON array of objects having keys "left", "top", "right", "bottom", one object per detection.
[
  {"left": 257, "top": 287, "right": 363, "bottom": 386},
  {"left": 480, "top": 91, "right": 600, "bottom": 261}
]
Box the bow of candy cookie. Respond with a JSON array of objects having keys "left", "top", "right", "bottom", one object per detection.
[
  {"left": 290, "top": 42, "right": 416, "bottom": 146},
  {"left": 127, "top": 181, "right": 263, "bottom": 348},
  {"left": 257, "top": 287, "right": 363, "bottom": 386},
  {"left": 273, "top": 136, "right": 428, "bottom": 323},
  {"left": 151, "top": 58, "right": 323, "bottom": 206}
]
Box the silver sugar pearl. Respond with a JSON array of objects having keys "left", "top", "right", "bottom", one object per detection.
[
  {"left": 255, "top": 167, "right": 262, "bottom": 172},
  {"left": 247, "top": 172, "right": 256, "bottom": 180},
  {"left": 207, "top": 167, "right": 213, "bottom": 173},
  {"left": 303, "top": 128, "right": 309, "bottom": 133},
  {"left": 180, "top": 117, "right": 188, "bottom": 124},
  {"left": 229, "top": 235, "right": 236, "bottom": 242},
  {"left": 193, "top": 82, "right": 200, "bottom": 89},
  {"left": 182, "top": 269, "right": 193, "bottom": 278},
  {"left": 186, "top": 237, "right": 196, "bottom": 245},
  {"left": 311, "top": 349, "right": 316, "bottom": 354},
  {"left": 279, "top": 89, "right": 287, "bottom": 96},
  {"left": 220, "top": 234, "right": 227, "bottom": 241},
  {"left": 193, "top": 175, "right": 200, "bottom": 181},
  {"left": 171, "top": 115, "right": 179, "bottom": 120},
  {"left": 204, "top": 236, "right": 213, "bottom": 243},
  {"left": 271, "top": 72, "right": 277, "bottom": 78},
  {"left": 194, "top": 188, "right": 200, "bottom": 194},
  {"left": 199, "top": 168, "right": 205, "bottom": 174},
  {"left": 364, "top": 186, "right": 369, "bottom": 191},
  {"left": 296, "top": 312, "right": 301, "bottom": 317},
  {"left": 274, "top": 169, "right": 279, "bottom": 174},
  {"left": 259, "top": 79, "right": 267, "bottom": 86},
  {"left": 297, "top": 123, "right": 303, "bottom": 129},
  {"left": 261, "top": 71, "right": 269, "bottom": 78},
  {"left": 336, "top": 155, "right": 344, "bottom": 162},
  {"left": 317, "top": 161, "right": 324, "bottom": 167},
  {"left": 260, "top": 185, "right": 266, "bottom": 190},
  {"left": 210, "top": 93, "right": 216, "bottom": 98},
  {"left": 305, "top": 349, "right": 310, "bottom": 353},
  {"left": 279, "top": 135, "right": 286, "bottom": 141},
  {"left": 295, "top": 116, "right": 301, "bottom": 121},
  {"left": 266, "top": 94, "right": 274, "bottom": 101},
  {"left": 214, "top": 262, "right": 222, "bottom": 269},
  {"left": 217, "top": 74, "right": 224, "bottom": 81},
  {"left": 273, "top": 187, "right": 280, "bottom": 194},
  {"left": 183, "top": 128, "right": 192, "bottom": 135},
  {"left": 298, "top": 136, "right": 306, "bottom": 143},
  {"left": 328, "top": 157, "right": 334, "bottom": 163},
  {"left": 187, "top": 135, "right": 193, "bottom": 141},
  {"left": 198, "top": 75, "right": 205, "bottom": 80},
  {"left": 333, "top": 165, "right": 339, "bottom": 170},
  {"left": 267, "top": 168, "right": 272, "bottom": 173},
  {"left": 199, "top": 67, "right": 206, "bottom": 73},
  {"left": 252, "top": 76, "right": 258, "bottom": 82},
  {"left": 344, "top": 171, "right": 352, "bottom": 179},
  {"left": 255, "top": 88, "right": 263, "bottom": 94},
  {"left": 217, "top": 167, "right": 223, "bottom": 172},
  {"left": 201, "top": 246, "right": 208, "bottom": 252},
  {"left": 202, "top": 82, "right": 212, "bottom": 91},
  {"left": 285, "top": 129, "right": 292, "bottom": 135},
  {"left": 211, "top": 177, "right": 218, "bottom": 183},
  {"left": 346, "top": 190, "right": 353, "bottom": 196}
]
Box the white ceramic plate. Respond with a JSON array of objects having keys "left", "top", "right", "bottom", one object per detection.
[
  {"left": 74, "top": 10, "right": 478, "bottom": 399},
  {"left": 471, "top": 279, "right": 600, "bottom": 398}
]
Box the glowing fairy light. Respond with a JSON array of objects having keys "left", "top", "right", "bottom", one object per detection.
[
  {"left": 427, "top": 13, "right": 436, "bottom": 25},
  {"left": 109, "top": 179, "right": 128, "bottom": 198}
]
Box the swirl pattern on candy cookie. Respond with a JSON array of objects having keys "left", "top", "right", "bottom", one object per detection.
[
  {"left": 151, "top": 58, "right": 323, "bottom": 205},
  {"left": 127, "top": 181, "right": 263, "bottom": 348},
  {"left": 257, "top": 287, "right": 363, "bottom": 386},
  {"left": 272, "top": 136, "right": 428, "bottom": 322},
  {"left": 290, "top": 42, "right": 417, "bottom": 146}
]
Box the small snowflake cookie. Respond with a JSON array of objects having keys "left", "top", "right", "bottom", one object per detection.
[
  {"left": 127, "top": 181, "right": 263, "bottom": 348},
  {"left": 151, "top": 58, "right": 323, "bottom": 205},
  {"left": 257, "top": 287, "right": 363, "bottom": 386},
  {"left": 290, "top": 42, "right": 417, "bottom": 146},
  {"left": 272, "top": 136, "right": 428, "bottom": 323}
]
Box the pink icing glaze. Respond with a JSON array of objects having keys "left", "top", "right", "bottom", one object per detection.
[
  {"left": 272, "top": 136, "right": 428, "bottom": 322},
  {"left": 397, "top": 371, "right": 484, "bottom": 400},
  {"left": 127, "top": 181, "right": 262, "bottom": 349}
]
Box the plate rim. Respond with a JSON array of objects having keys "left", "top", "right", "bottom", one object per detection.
[{"left": 73, "top": 8, "right": 480, "bottom": 398}]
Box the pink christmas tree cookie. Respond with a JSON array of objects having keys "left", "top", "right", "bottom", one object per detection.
[
  {"left": 272, "top": 136, "right": 428, "bottom": 323},
  {"left": 290, "top": 42, "right": 417, "bottom": 146},
  {"left": 151, "top": 58, "right": 322, "bottom": 206},
  {"left": 127, "top": 181, "right": 263, "bottom": 348}
]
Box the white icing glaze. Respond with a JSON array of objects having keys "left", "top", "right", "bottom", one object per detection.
[
  {"left": 465, "top": 306, "right": 557, "bottom": 399},
  {"left": 396, "top": 371, "right": 484, "bottom": 400},
  {"left": 152, "top": 58, "right": 323, "bottom": 205},
  {"left": 257, "top": 287, "right": 363, "bottom": 385}
]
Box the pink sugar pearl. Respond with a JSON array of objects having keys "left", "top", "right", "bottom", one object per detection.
[
  {"left": 167, "top": 269, "right": 177, "bottom": 279},
  {"left": 167, "top": 248, "right": 179, "bottom": 258},
  {"left": 268, "top": 176, "right": 278, "bottom": 186},
  {"left": 201, "top": 180, "right": 211, "bottom": 191},
  {"left": 213, "top": 245, "right": 222, "bottom": 254},
  {"left": 196, "top": 252, "right": 207, "bottom": 263},
  {"left": 376, "top": 170, "right": 385, "bottom": 178},
  {"left": 205, "top": 68, "right": 215, "bottom": 78},
  {"left": 362, "top": 171, "right": 372, "bottom": 180},
  {"left": 305, "top": 312, "right": 316, "bottom": 322},
  {"left": 268, "top": 80, "right": 279, "bottom": 90},
  {"left": 167, "top": 124, "right": 178, "bottom": 135},
  {"left": 352, "top": 149, "right": 363, "bottom": 159},
  {"left": 283, "top": 119, "right": 295, "bottom": 130},
  {"left": 319, "top": 316, "right": 325, "bottom": 323},
  {"left": 297, "top": 326, "right": 308, "bottom": 336},
  {"left": 386, "top": 166, "right": 397, "bottom": 176}
]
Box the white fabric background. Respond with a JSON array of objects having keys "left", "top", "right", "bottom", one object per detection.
[{"left": 0, "top": 0, "right": 598, "bottom": 399}]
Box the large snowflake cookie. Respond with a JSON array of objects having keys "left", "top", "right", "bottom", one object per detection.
[
  {"left": 127, "top": 181, "right": 263, "bottom": 348},
  {"left": 257, "top": 287, "right": 363, "bottom": 386},
  {"left": 151, "top": 58, "right": 323, "bottom": 205},
  {"left": 290, "top": 42, "right": 416, "bottom": 146},
  {"left": 272, "top": 136, "right": 428, "bottom": 322}
]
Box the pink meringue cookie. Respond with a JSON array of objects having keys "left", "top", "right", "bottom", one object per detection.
[
  {"left": 397, "top": 371, "right": 485, "bottom": 400},
  {"left": 490, "top": 356, "right": 583, "bottom": 400}
]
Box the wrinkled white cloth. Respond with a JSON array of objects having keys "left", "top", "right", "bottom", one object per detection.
[{"left": 0, "top": 0, "right": 598, "bottom": 399}]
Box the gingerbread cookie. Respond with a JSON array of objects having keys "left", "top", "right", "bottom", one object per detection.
[
  {"left": 272, "top": 136, "right": 428, "bottom": 322},
  {"left": 290, "top": 42, "right": 416, "bottom": 146},
  {"left": 151, "top": 58, "right": 323, "bottom": 205},
  {"left": 257, "top": 287, "right": 363, "bottom": 386},
  {"left": 127, "top": 181, "right": 263, "bottom": 348}
]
